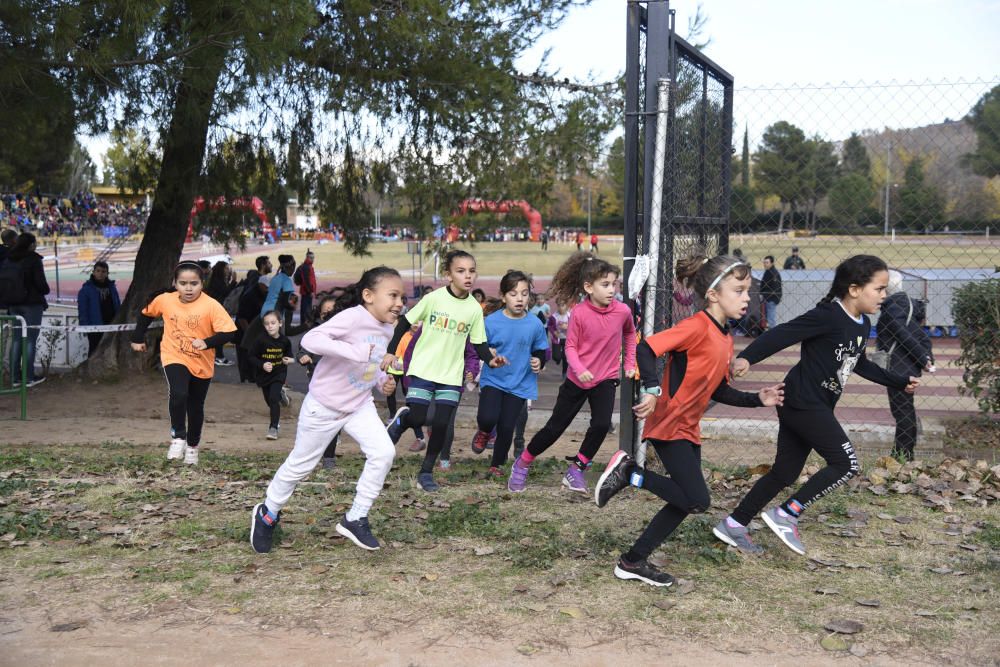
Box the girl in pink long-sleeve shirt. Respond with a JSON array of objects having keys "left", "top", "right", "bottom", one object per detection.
[
  {"left": 507, "top": 253, "right": 637, "bottom": 494},
  {"left": 250, "top": 267, "right": 405, "bottom": 555}
]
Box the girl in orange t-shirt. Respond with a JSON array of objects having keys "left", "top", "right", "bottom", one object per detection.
[
  {"left": 130, "top": 261, "right": 237, "bottom": 465},
  {"left": 593, "top": 253, "right": 784, "bottom": 588}
]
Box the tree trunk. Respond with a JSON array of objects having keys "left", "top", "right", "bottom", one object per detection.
[
  {"left": 86, "top": 37, "right": 229, "bottom": 378},
  {"left": 777, "top": 202, "right": 786, "bottom": 234}
]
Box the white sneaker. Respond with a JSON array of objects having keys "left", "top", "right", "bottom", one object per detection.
[
  {"left": 184, "top": 446, "right": 199, "bottom": 465},
  {"left": 167, "top": 438, "right": 186, "bottom": 460}
]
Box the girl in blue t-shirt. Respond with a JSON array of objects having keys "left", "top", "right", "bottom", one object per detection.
[{"left": 470, "top": 270, "right": 549, "bottom": 476}]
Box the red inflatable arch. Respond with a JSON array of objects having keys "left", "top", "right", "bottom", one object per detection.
[
  {"left": 186, "top": 196, "right": 274, "bottom": 243},
  {"left": 455, "top": 199, "right": 543, "bottom": 241}
]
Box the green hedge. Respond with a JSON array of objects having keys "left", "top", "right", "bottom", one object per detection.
[{"left": 952, "top": 278, "right": 1000, "bottom": 414}]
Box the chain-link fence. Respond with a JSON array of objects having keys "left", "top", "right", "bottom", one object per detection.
[{"left": 633, "top": 69, "right": 1000, "bottom": 463}]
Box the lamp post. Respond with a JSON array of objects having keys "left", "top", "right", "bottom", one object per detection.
[{"left": 882, "top": 141, "right": 892, "bottom": 238}]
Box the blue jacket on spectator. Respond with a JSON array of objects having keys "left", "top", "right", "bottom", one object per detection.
[{"left": 77, "top": 276, "right": 121, "bottom": 326}]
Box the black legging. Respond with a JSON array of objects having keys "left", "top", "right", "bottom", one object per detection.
[
  {"left": 261, "top": 382, "right": 282, "bottom": 428},
  {"left": 526, "top": 378, "right": 616, "bottom": 461},
  {"left": 400, "top": 401, "right": 459, "bottom": 474},
  {"left": 731, "top": 406, "right": 860, "bottom": 526},
  {"left": 888, "top": 387, "right": 917, "bottom": 461},
  {"left": 477, "top": 386, "right": 526, "bottom": 467},
  {"left": 387, "top": 379, "right": 424, "bottom": 441},
  {"left": 551, "top": 339, "right": 567, "bottom": 377},
  {"left": 626, "top": 439, "right": 711, "bottom": 561},
  {"left": 163, "top": 363, "right": 211, "bottom": 447}
]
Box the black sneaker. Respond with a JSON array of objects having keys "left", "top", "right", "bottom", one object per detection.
[
  {"left": 385, "top": 407, "right": 410, "bottom": 444},
  {"left": 336, "top": 516, "right": 380, "bottom": 551},
  {"left": 595, "top": 449, "right": 634, "bottom": 508},
  {"left": 250, "top": 502, "right": 279, "bottom": 554},
  {"left": 613, "top": 557, "right": 675, "bottom": 587}
]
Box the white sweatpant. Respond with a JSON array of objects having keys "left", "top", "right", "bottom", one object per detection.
[{"left": 265, "top": 393, "right": 395, "bottom": 517}]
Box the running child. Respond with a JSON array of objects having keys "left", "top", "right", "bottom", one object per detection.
[
  {"left": 547, "top": 299, "right": 571, "bottom": 379},
  {"left": 250, "top": 311, "right": 295, "bottom": 440},
  {"left": 130, "top": 261, "right": 237, "bottom": 465},
  {"left": 469, "top": 271, "right": 549, "bottom": 476},
  {"left": 381, "top": 249, "right": 506, "bottom": 492},
  {"left": 507, "top": 253, "right": 637, "bottom": 494},
  {"left": 715, "top": 254, "right": 920, "bottom": 556},
  {"left": 593, "top": 254, "right": 785, "bottom": 587},
  {"left": 250, "top": 266, "right": 404, "bottom": 553}
]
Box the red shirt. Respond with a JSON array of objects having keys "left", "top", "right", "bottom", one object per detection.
[{"left": 642, "top": 311, "right": 733, "bottom": 444}]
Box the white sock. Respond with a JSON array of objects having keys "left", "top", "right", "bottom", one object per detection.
[{"left": 346, "top": 503, "right": 367, "bottom": 523}]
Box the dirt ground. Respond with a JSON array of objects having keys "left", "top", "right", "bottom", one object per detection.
[{"left": 2, "top": 375, "right": 998, "bottom": 666}]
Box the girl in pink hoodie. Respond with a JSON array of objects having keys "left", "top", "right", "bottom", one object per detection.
[{"left": 507, "top": 253, "right": 637, "bottom": 494}]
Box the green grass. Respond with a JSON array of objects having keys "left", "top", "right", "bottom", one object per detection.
[
  {"left": 226, "top": 236, "right": 1000, "bottom": 283},
  {"left": 1, "top": 441, "right": 998, "bottom": 663}
]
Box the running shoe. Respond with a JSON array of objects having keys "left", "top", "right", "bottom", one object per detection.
[
  {"left": 595, "top": 450, "right": 633, "bottom": 508},
  {"left": 508, "top": 458, "right": 530, "bottom": 493},
  {"left": 386, "top": 407, "right": 410, "bottom": 444},
  {"left": 470, "top": 430, "right": 490, "bottom": 454},
  {"left": 761, "top": 507, "right": 806, "bottom": 555},
  {"left": 167, "top": 438, "right": 186, "bottom": 460},
  {"left": 712, "top": 518, "right": 765, "bottom": 555},
  {"left": 562, "top": 464, "right": 588, "bottom": 494},
  {"left": 613, "top": 557, "right": 675, "bottom": 587},
  {"left": 336, "top": 516, "right": 380, "bottom": 550},
  {"left": 250, "top": 502, "right": 279, "bottom": 553}
]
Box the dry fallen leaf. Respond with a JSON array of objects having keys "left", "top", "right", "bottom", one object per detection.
[
  {"left": 474, "top": 546, "right": 495, "bottom": 556},
  {"left": 309, "top": 564, "right": 329, "bottom": 575},
  {"left": 422, "top": 573, "right": 439, "bottom": 582},
  {"left": 855, "top": 599, "right": 881, "bottom": 608},
  {"left": 559, "top": 607, "right": 585, "bottom": 619},
  {"left": 824, "top": 619, "right": 864, "bottom": 635},
  {"left": 50, "top": 620, "right": 88, "bottom": 632},
  {"left": 820, "top": 635, "right": 849, "bottom": 651},
  {"left": 653, "top": 599, "right": 676, "bottom": 611}
]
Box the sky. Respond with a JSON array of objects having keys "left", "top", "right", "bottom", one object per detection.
[
  {"left": 517, "top": 0, "right": 1000, "bottom": 146},
  {"left": 84, "top": 1, "right": 1000, "bottom": 168},
  {"left": 522, "top": 0, "right": 1000, "bottom": 88}
]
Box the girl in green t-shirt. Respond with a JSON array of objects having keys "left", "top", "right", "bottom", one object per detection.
[{"left": 381, "top": 249, "right": 507, "bottom": 492}]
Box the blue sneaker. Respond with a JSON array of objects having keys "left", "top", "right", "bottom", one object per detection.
[
  {"left": 336, "top": 516, "right": 380, "bottom": 550},
  {"left": 250, "top": 502, "right": 279, "bottom": 554},
  {"left": 386, "top": 407, "right": 410, "bottom": 444},
  {"left": 417, "top": 472, "right": 440, "bottom": 492}
]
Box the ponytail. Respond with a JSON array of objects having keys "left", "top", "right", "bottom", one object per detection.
[{"left": 675, "top": 250, "right": 750, "bottom": 299}]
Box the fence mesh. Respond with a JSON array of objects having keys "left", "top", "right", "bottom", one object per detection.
[{"left": 642, "top": 76, "right": 999, "bottom": 464}]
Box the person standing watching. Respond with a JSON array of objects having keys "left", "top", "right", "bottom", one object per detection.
[
  {"left": 77, "top": 261, "right": 121, "bottom": 357},
  {"left": 783, "top": 246, "right": 806, "bottom": 270},
  {"left": 760, "top": 255, "right": 782, "bottom": 330},
  {"left": 1, "top": 233, "right": 49, "bottom": 386},
  {"left": 876, "top": 270, "right": 934, "bottom": 461},
  {"left": 294, "top": 249, "right": 317, "bottom": 325}
]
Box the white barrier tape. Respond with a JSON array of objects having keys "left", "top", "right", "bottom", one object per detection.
[{"left": 15, "top": 322, "right": 163, "bottom": 333}]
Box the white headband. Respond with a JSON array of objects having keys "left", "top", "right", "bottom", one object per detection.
[{"left": 707, "top": 262, "right": 746, "bottom": 291}]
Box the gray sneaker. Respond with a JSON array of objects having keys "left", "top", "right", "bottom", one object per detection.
[
  {"left": 266, "top": 426, "right": 279, "bottom": 440},
  {"left": 761, "top": 507, "right": 806, "bottom": 555},
  {"left": 713, "top": 518, "right": 764, "bottom": 555}
]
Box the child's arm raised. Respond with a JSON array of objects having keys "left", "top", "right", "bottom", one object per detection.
[
  {"left": 711, "top": 378, "right": 784, "bottom": 408},
  {"left": 854, "top": 351, "right": 918, "bottom": 393},
  {"left": 736, "top": 306, "right": 832, "bottom": 372},
  {"left": 302, "top": 313, "right": 377, "bottom": 363}
]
